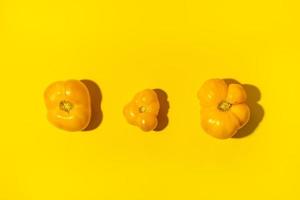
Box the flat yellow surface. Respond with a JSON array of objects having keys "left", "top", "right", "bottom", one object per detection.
[{"left": 1, "top": 0, "right": 300, "bottom": 199}]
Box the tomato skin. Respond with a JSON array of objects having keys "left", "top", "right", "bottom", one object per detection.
[
  {"left": 198, "top": 79, "right": 250, "bottom": 139},
  {"left": 44, "top": 80, "right": 91, "bottom": 131},
  {"left": 123, "top": 89, "right": 160, "bottom": 132}
]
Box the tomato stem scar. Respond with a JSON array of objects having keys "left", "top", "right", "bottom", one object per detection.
[
  {"left": 59, "top": 100, "right": 73, "bottom": 113},
  {"left": 139, "top": 106, "right": 146, "bottom": 113},
  {"left": 218, "top": 101, "right": 232, "bottom": 112}
]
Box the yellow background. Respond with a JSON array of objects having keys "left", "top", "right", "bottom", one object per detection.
[{"left": 1, "top": 0, "right": 300, "bottom": 199}]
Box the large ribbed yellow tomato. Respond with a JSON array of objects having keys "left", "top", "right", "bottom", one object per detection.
[
  {"left": 198, "top": 79, "right": 250, "bottom": 139},
  {"left": 44, "top": 80, "right": 91, "bottom": 131}
]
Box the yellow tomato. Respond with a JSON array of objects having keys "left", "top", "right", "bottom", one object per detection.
[
  {"left": 123, "top": 89, "right": 160, "bottom": 132},
  {"left": 44, "top": 80, "right": 91, "bottom": 131},
  {"left": 198, "top": 79, "right": 250, "bottom": 139}
]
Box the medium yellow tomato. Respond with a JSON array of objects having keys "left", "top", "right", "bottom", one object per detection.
[
  {"left": 198, "top": 79, "right": 250, "bottom": 139},
  {"left": 44, "top": 80, "right": 91, "bottom": 131},
  {"left": 123, "top": 89, "right": 160, "bottom": 132}
]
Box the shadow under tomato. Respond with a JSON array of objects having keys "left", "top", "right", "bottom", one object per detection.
[
  {"left": 81, "top": 80, "right": 103, "bottom": 131},
  {"left": 224, "top": 79, "right": 265, "bottom": 138},
  {"left": 154, "top": 89, "right": 169, "bottom": 132}
]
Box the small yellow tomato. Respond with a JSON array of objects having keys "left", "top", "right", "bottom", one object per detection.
[
  {"left": 198, "top": 79, "right": 250, "bottom": 139},
  {"left": 44, "top": 80, "right": 91, "bottom": 131},
  {"left": 123, "top": 89, "right": 160, "bottom": 132}
]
